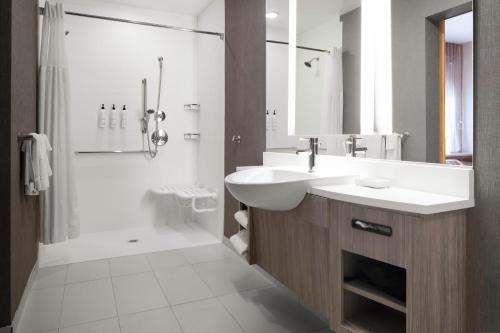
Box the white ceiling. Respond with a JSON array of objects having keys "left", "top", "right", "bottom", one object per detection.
[
  {"left": 95, "top": 0, "right": 214, "bottom": 16},
  {"left": 266, "top": 0, "right": 360, "bottom": 33},
  {"left": 445, "top": 11, "right": 473, "bottom": 44}
]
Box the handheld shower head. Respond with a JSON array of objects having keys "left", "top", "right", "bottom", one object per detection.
[{"left": 304, "top": 57, "right": 320, "bottom": 68}]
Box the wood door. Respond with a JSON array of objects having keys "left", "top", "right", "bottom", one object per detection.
[{"left": 224, "top": 0, "right": 266, "bottom": 238}]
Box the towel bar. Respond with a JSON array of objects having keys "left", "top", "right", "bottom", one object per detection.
[{"left": 18, "top": 135, "right": 34, "bottom": 141}]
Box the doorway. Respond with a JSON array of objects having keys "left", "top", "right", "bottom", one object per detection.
[{"left": 439, "top": 11, "right": 473, "bottom": 165}]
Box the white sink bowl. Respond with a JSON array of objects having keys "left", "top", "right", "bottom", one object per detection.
[{"left": 225, "top": 167, "right": 352, "bottom": 211}]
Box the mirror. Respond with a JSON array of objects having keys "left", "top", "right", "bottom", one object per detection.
[{"left": 266, "top": 0, "right": 474, "bottom": 165}]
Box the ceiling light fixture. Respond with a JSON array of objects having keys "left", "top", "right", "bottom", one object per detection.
[{"left": 266, "top": 11, "right": 279, "bottom": 19}]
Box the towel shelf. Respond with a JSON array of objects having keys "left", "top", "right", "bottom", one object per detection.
[
  {"left": 184, "top": 104, "right": 201, "bottom": 112},
  {"left": 184, "top": 133, "right": 200, "bottom": 140}
]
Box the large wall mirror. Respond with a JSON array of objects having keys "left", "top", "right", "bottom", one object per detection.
[{"left": 266, "top": 0, "right": 473, "bottom": 166}]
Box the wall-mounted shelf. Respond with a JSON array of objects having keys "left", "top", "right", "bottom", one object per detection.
[
  {"left": 343, "top": 279, "right": 406, "bottom": 313},
  {"left": 184, "top": 104, "right": 201, "bottom": 112},
  {"left": 184, "top": 133, "right": 200, "bottom": 140}
]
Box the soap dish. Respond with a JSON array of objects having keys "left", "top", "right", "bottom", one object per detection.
[{"left": 355, "top": 177, "right": 391, "bottom": 189}]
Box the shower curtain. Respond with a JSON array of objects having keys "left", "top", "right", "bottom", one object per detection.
[
  {"left": 320, "top": 47, "right": 343, "bottom": 135},
  {"left": 39, "top": 1, "right": 79, "bottom": 244},
  {"left": 445, "top": 43, "right": 463, "bottom": 154}
]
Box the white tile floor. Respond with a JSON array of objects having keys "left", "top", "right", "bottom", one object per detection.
[{"left": 17, "top": 243, "right": 333, "bottom": 333}]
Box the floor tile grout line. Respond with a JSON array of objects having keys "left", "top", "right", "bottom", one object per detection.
[
  {"left": 107, "top": 259, "right": 123, "bottom": 333},
  {"left": 190, "top": 255, "right": 276, "bottom": 297},
  {"left": 64, "top": 275, "right": 111, "bottom": 286},
  {"left": 150, "top": 268, "right": 172, "bottom": 306},
  {"left": 58, "top": 282, "right": 68, "bottom": 330},
  {"left": 57, "top": 279, "right": 118, "bottom": 329},
  {"left": 57, "top": 316, "right": 120, "bottom": 332},
  {"left": 56, "top": 264, "right": 70, "bottom": 330},
  {"left": 150, "top": 266, "right": 186, "bottom": 333},
  {"left": 151, "top": 261, "right": 217, "bottom": 307},
  {"left": 190, "top": 261, "right": 219, "bottom": 296},
  {"left": 115, "top": 305, "right": 172, "bottom": 318},
  {"left": 215, "top": 295, "right": 250, "bottom": 333}
]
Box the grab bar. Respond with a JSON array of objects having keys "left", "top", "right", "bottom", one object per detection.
[{"left": 75, "top": 150, "right": 148, "bottom": 154}]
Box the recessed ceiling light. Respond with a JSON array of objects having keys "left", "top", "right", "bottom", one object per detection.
[{"left": 266, "top": 11, "right": 279, "bottom": 20}]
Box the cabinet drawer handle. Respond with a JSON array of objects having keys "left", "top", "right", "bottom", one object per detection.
[{"left": 351, "top": 219, "right": 392, "bottom": 237}]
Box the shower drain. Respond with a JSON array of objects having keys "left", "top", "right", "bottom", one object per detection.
[{"left": 128, "top": 239, "right": 139, "bottom": 243}]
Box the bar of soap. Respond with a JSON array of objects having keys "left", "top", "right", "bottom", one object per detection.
[{"left": 355, "top": 177, "right": 391, "bottom": 189}]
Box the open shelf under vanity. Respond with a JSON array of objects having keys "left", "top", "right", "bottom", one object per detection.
[
  {"left": 342, "top": 293, "right": 406, "bottom": 333},
  {"left": 342, "top": 251, "right": 407, "bottom": 333},
  {"left": 343, "top": 278, "right": 406, "bottom": 313}
]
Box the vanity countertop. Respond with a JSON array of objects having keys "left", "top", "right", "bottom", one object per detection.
[{"left": 310, "top": 184, "right": 473, "bottom": 215}]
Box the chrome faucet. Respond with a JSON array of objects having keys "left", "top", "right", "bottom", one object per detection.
[
  {"left": 296, "top": 138, "right": 319, "bottom": 172},
  {"left": 345, "top": 135, "right": 368, "bottom": 157}
]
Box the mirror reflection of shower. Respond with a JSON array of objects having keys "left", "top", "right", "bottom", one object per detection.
[
  {"left": 304, "top": 57, "right": 320, "bottom": 77},
  {"left": 142, "top": 56, "right": 168, "bottom": 158},
  {"left": 304, "top": 57, "right": 319, "bottom": 68}
]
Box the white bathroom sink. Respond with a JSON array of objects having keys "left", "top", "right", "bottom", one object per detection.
[{"left": 225, "top": 167, "right": 353, "bottom": 211}]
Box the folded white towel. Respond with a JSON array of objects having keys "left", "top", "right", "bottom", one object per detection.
[
  {"left": 385, "top": 134, "right": 402, "bottom": 160},
  {"left": 234, "top": 210, "right": 249, "bottom": 229},
  {"left": 230, "top": 230, "right": 249, "bottom": 256},
  {"left": 30, "top": 133, "right": 53, "bottom": 191}
]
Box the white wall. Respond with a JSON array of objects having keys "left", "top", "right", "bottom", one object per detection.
[
  {"left": 462, "top": 42, "right": 473, "bottom": 154},
  {"left": 49, "top": 0, "right": 224, "bottom": 235},
  {"left": 196, "top": 0, "right": 225, "bottom": 238}
]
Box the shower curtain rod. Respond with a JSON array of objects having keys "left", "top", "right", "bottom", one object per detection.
[
  {"left": 39, "top": 7, "right": 225, "bottom": 40},
  {"left": 266, "top": 40, "right": 331, "bottom": 54}
]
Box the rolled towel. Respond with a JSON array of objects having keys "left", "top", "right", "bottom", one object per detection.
[
  {"left": 30, "top": 133, "right": 53, "bottom": 191},
  {"left": 385, "top": 134, "right": 402, "bottom": 160},
  {"left": 234, "top": 210, "right": 249, "bottom": 229},
  {"left": 229, "top": 230, "right": 249, "bottom": 256}
]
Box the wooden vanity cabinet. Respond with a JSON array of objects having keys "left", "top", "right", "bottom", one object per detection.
[
  {"left": 249, "top": 194, "right": 331, "bottom": 318},
  {"left": 249, "top": 195, "right": 467, "bottom": 333},
  {"left": 331, "top": 201, "right": 466, "bottom": 333}
]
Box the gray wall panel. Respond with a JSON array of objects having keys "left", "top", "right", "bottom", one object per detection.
[{"left": 467, "top": 1, "right": 500, "bottom": 331}]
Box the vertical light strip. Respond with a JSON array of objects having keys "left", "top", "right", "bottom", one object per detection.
[
  {"left": 360, "top": 0, "right": 393, "bottom": 134},
  {"left": 375, "top": 0, "right": 393, "bottom": 134},
  {"left": 288, "top": 0, "right": 297, "bottom": 135},
  {"left": 360, "top": 0, "right": 375, "bottom": 134}
]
